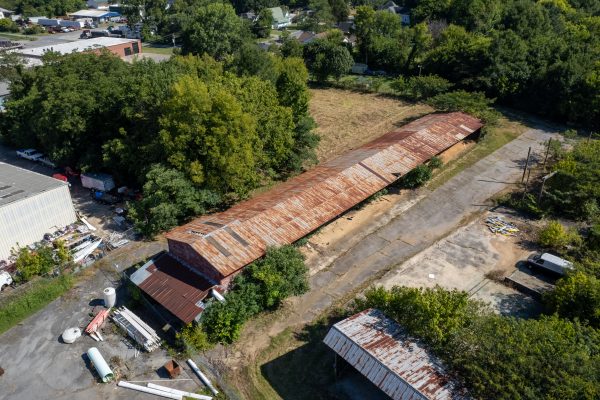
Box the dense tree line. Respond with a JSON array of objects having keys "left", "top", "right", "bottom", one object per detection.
[
  {"left": 355, "top": 286, "right": 600, "bottom": 399},
  {"left": 349, "top": 1, "right": 600, "bottom": 128},
  {"left": 0, "top": 0, "right": 84, "bottom": 17},
  {"left": 0, "top": 50, "right": 317, "bottom": 235}
]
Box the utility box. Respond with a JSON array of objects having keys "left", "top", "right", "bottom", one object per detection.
[{"left": 81, "top": 173, "right": 115, "bottom": 192}]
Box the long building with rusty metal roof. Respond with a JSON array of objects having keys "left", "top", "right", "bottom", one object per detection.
[
  {"left": 323, "top": 309, "right": 466, "bottom": 399},
  {"left": 165, "top": 112, "right": 482, "bottom": 287}
]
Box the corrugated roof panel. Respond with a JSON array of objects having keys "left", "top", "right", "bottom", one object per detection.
[
  {"left": 167, "top": 112, "right": 482, "bottom": 278},
  {"left": 131, "top": 253, "right": 214, "bottom": 323},
  {"left": 323, "top": 309, "right": 466, "bottom": 400}
]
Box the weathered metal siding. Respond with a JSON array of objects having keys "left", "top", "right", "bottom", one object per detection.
[
  {"left": 0, "top": 185, "right": 77, "bottom": 259},
  {"left": 167, "top": 112, "right": 482, "bottom": 279},
  {"left": 323, "top": 309, "right": 461, "bottom": 400}
]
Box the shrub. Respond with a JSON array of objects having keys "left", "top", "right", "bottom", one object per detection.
[
  {"left": 391, "top": 75, "right": 453, "bottom": 101},
  {"left": 0, "top": 19, "right": 19, "bottom": 33},
  {"left": 538, "top": 220, "right": 581, "bottom": 250},
  {"left": 177, "top": 323, "right": 212, "bottom": 352},
  {"left": 23, "top": 25, "right": 45, "bottom": 35},
  {"left": 400, "top": 165, "right": 432, "bottom": 188},
  {"left": 428, "top": 156, "right": 443, "bottom": 169},
  {"left": 544, "top": 271, "right": 600, "bottom": 328},
  {"left": 0, "top": 275, "right": 74, "bottom": 334},
  {"left": 427, "top": 90, "right": 500, "bottom": 124}
]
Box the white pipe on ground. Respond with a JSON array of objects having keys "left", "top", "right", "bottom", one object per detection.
[
  {"left": 186, "top": 359, "right": 219, "bottom": 395},
  {"left": 117, "top": 381, "right": 182, "bottom": 399},
  {"left": 147, "top": 383, "right": 212, "bottom": 400}
]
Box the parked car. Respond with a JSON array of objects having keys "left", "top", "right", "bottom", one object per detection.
[
  {"left": 527, "top": 253, "right": 574, "bottom": 276},
  {"left": 16, "top": 148, "right": 43, "bottom": 161},
  {"left": 0, "top": 271, "right": 13, "bottom": 291},
  {"left": 38, "top": 156, "right": 56, "bottom": 168}
]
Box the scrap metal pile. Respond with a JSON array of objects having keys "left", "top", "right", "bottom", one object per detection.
[
  {"left": 111, "top": 306, "right": 161, "bottom": 352},
  {"left": 485, "top": 216, "right": 520, "bottom": 236}
]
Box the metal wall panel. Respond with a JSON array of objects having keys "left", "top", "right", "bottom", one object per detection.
[{"left": 0, "top": 186, "right": 77, "bottom": 259}]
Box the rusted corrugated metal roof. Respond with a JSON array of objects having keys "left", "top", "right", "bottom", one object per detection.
[
  {"left": 323, "top": 309, "right": 465, "bottom": 400},
  {"left": 130, "top": 253, "right": 214, "bottom": 324},
  {"left": 167, "top": 112, "right": 482, "bottom": 278}
]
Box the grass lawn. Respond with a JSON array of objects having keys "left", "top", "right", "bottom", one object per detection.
[
  {"left": 142, "top": 45, "right": 175, "bottom": 55},
  {"left": 0, "top": 32, "right": 38, "bottom": 41},
  {"left": 428, "top": 117, "right": 526, "bottom": 190},
  {"left": 0, "top": 275, "right": 74, "bottom": 335}
]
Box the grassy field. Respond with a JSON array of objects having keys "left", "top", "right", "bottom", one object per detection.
[
  {"left": 142, "top": 44, "right": 175, "bottom": 55},
  {"left": 0, "top": 275, "right": 74, "bottom": 335},
  {"left": 309, "top": 87, "right": 433, "bottom": 162},
  {"left": 0, "top": 32, "right": 37, "bottom": 41}
]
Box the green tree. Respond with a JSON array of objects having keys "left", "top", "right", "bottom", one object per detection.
[
  {"left": 180, "top": 2, "right": 247, "bottom": 59},
  {"left": 128, "top": 164, "right": 220, "bottom": 237},
  {"left": 545, "top": 271, "right": 600, "bottom": 328},
  {"left": 177, "top": 323, "right": 212, "bottom": 352},
  {"left": 0, "top": 18, "right": 19, "bottom": 32},
  {"left": 427, "top": 90, "right": 499, "bottom": 124},
  {"left": 329, "top": 0, "right": 349, "bottom": 23},
  {"left": 159, "top": 75, "right": 260, "bottom": 196},
  {"left": 391, "top": 75, "right": 453, "bottom": 100},
  {"left": 253, "top": 8, "right": 273, "bottom": 38},
  {"left": 303, "top": 39, "right": 353, "bottom": 81},
  {"left": 13, "top": 245, "right": 57, "bottom": 283},
  {"left": 243, "top": 245, "right": 309, "bottom": 308}
]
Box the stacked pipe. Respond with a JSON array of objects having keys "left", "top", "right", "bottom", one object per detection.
[{"left": 112, "top": 306, "right": 161, "bottom": 352}]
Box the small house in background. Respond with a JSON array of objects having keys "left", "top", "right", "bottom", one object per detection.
[
  {"left": 378, "top": 1, "right": 410, "bottom": 25},
  {"left": 0, "top": 7, "right": 14, "bottom": 18},
  {"left": 337, "top": 20, "right": 354, "bottom": 34},
  {"left": 0, "top": 82, "right": 9, "bottom": 112},
  {"left": 86, "top": 0, "right": 110, "bottom": 9},
  {"left": 267, "top": 6, "right": 291, "bottom": 29},
  {"left": 323, "top": 309, "right": 466, "bottom": 400},
  {"left": 239, "top": 11, "right": 257, "bottom": 22}
]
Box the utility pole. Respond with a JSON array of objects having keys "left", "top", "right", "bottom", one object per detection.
[
  {"left": 542, "top": 139, "right": 551, "bottom": 171},
  {"left": 521, "top": 147, "right": 531, "bottom": 183},
  {"left": 521, "top": 167, "right": 532, "bottom": 201}
]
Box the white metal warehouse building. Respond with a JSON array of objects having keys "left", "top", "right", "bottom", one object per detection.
[{"left": 0, "top": 162, "right": 77, "bottom": 259}]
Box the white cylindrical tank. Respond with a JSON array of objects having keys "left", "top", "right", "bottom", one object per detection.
[
  {"left": 61, "top": 328, "right": 81, "bottom": 344},
  {"left": 103, "top": 287, "right": 116, "bottom": 308},
  {"left": 87, "top": 347, "right": 114, "bottom": 383}
]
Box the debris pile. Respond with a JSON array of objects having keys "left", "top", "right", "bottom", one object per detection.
[
  {"left": 112, "top": 307, "right": 161, "bottom": 352},
  {"left": 485, "top": 216, "right": 519, "bottom": 236}
]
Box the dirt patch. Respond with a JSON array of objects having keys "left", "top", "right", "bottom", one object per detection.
[{"left": 309, "top": 88, "right": 433, "bottom": 162}]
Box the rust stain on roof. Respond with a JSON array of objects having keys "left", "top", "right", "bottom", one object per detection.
[
  {"left": 167, "top": 112, "right": 482, "bottom": 279},
  {"left": 131, "top": 253, "right": 214, "bottom": 324},
  {"left": 323, "top": 309, "right": 465, "bottom": 400}
]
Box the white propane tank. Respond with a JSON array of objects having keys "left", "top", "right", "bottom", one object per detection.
[
  {"left": 62, "top": 327, "right": 81, "bottom": 344},
  {"left": 103, "top": 287, "right": 116, "bottom": 308}
]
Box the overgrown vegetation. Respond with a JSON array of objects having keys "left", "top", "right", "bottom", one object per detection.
[
  {"left": 355, "top": 285, "right": 600, "bottom": 399},
  {"left": 0, "top": 50, "right": 318, "bottom": 237},
  {"left": 0, "top": 275, "right": 74, "bottom": 335},
  {"left": 181, "top": 246, "right": 309, "bottom": 347},
  {"left": 12, "top": 241, "right": 71, "bottom": 283}
]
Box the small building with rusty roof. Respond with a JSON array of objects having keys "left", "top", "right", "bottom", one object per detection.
[
  {"left": 323, "top": 309, "right": 466, "bottom": 400},
  {"left": 131, "top": 112, "right": 481, "bottom": 323}
]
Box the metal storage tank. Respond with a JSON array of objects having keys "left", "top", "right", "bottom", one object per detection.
[
  {"left": 103, "top": 287, "right": 116, "bottom": 308},
  {"left": 0, "top": 162, "right": 77, "bottom": 259}
]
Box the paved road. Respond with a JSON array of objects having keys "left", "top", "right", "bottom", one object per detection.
[{"left": 230, "top": 127, "right": 558, "bottom": 364}]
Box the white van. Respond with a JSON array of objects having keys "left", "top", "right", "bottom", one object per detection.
[
  {"left": 527, "top": 253, "right": 574, "bottom": 276},
  {"left": 0, "top": 271, "right": 13, "bottom": 291}
]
